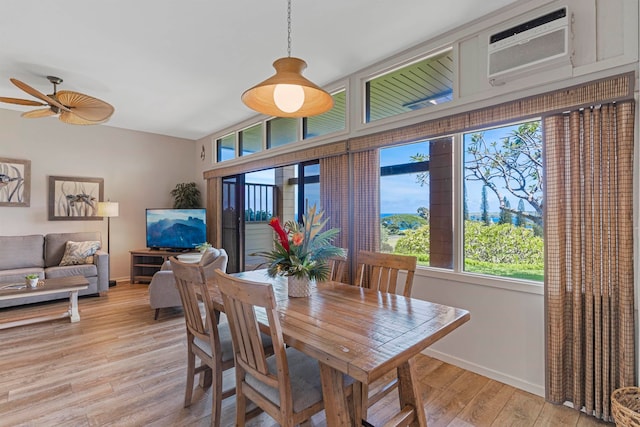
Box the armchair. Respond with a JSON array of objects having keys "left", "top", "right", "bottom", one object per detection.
[{"left": 148, "top": 248, "right": 228, "bottom": 320}]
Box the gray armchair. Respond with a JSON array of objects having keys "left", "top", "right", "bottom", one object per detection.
[{"left": 148, "top": 248, "right": 228, "bottom": 319}]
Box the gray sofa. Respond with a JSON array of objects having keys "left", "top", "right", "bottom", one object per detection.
[{"left": 0, "top": 232, "right": 109, "bottom": 308}]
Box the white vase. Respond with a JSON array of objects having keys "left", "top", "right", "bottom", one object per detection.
[
  {"left": 26, "top": 278, "right": 38, "bottom": 288},
  {"left": 287, "top": 276, "right": 314, "bottom": 297}
]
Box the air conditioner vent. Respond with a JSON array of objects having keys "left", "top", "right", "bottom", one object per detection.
[{"left": 488, "top": 7, "right": 571, "bottom": 85}]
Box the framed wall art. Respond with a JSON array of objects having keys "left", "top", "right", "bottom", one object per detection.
[
  {"left": 0, "top": 157, "right": 31, "bottom": 207},
  {"left": 48, "top": 175, "right": 104, "bottom": 221}
]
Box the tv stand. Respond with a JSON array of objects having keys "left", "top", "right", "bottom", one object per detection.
[{"left": 129, "top": 249, "right": 196, "bottom": 283}]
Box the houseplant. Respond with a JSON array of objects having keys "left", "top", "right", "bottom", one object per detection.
[
  {"left": 255, "top": 205, "right": 345, "bottom": 297},
  {"left": 25, "top": 273, "right": 39, "bottom": 288},
  {"left": 170, "top": 182, "right": 201, "bottom": 209}
]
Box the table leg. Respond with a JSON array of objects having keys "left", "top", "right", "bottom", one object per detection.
[
  {"left": 319, "top": 362, "right": 352, "bottom": 426},
  {"left": 68, "top": 290, "right": 81, "bottom": 322},
  {"left": 397, "top": 357, "right": 428, "bottom": 427}
]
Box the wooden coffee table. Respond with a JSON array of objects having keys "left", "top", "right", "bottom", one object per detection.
[{"left": 0, "top": 275, "right": 89, "bottom": 329}]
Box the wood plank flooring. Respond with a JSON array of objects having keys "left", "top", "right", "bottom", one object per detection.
[{"left": 0, "top": 283, "right": 612, "bottom": 426}]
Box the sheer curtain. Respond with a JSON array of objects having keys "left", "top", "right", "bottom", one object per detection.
[{"left": 544, "top": 101, "right": 635, "bottom": 421}]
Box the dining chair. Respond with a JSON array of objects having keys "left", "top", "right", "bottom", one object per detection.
[
  {"left": 353, "top": 250, "right": 418, "bottom": 419},
  {"left": 353, "top": 250, "right": 417, "bottom": 296},
  {"left": 213, "top": 268, "right": 355, "bottom": 427},
  {"left": 169, "top": 256, "right": 237, "bottom": 427},
  {"left": 326, "top": 248, "right": 348, "bottom": 283}
]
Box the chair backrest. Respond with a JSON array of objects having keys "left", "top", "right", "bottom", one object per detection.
[
  {"left": 326, "top": 249, "right": 348, "bottom": 283},
  {"left": 214, "top": 269, "right": 291, "bottom": 407},
  {"left": 354, "top": 250, "right": 417, "bottom": 296},
  {"left": 169, "top": 256, "right": 222, "bottom": 355}
]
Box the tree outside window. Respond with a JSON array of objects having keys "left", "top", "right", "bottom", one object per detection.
[{"left": 463, "top": 120, "right": 544, "bottom": 281}]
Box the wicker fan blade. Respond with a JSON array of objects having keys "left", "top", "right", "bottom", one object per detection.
[
  {"left": 10, "top": 78, "right": 70, "bottom": 112},
  {"left": 59, "top": 110, "right": 107, "bottom": 125},
  {"left": 56, "top": 90, "right": 114, "bottom": 122},
  {"left": 0, "top": 96, "right": 46, "bottom": 107},
  {"left": 21, "top": 108, "right": 56, "bottom": 118}
]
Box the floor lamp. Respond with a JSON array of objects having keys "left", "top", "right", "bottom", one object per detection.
[{"left": 97, "top": 201, "right": 119, "bottom": 287}]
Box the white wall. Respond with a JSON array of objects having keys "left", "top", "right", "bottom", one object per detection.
[{"left": 0, "top": 109, "right": 196, "bottom": 281}]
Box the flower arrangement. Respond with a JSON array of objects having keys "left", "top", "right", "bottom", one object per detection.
[{"left": 255, "top": 205, "right": 345, "bottom": 281}]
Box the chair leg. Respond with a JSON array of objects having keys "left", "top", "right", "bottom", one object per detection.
[
  {"left": 236, "top": 376, "right": 247, "bottom": 426},
  {"left": 184, "top": 344, "right": 196, "bottom": 407},
  {"left": 154, "top": 308, "right": 160, "bottom": 320},
  {"left": 210, "top": 366, "right": 222, "bottom": 427}
]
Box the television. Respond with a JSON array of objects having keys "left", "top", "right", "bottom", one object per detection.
[{"left": 146, "top": 208, "right": 207, "bottom": 251}]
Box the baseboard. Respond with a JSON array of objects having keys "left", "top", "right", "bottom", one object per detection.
[{"left": 422, "top": 348, "right": 545, "bottom": 397}]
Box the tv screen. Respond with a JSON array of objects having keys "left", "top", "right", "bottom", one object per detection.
[{"left": 146, "top": 208, "right": 207, "bottom": 251}]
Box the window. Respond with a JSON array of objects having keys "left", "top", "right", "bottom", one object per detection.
[
  {"left": 239, "top": 124, "right": 263, "bottom": 156},
  {"left": 304, "top": 90, "right": 346, "bottom": 139},
  {"left": 379, "top": 120, "right": 543, "bottom": 282},
  {"left": 366, "top": 49, "right": 453, "bottom": 123},
  {"left": 267, "top": 117, "right": 298, "bottom": 149},
  {"left": 380, "top": 138, "right": 453, "bottom": 269},
  {"left": 463, "top": 120, "right": 543, "bottom": 281},
  {"left": 295, "top": 161, "right": 320, "bottom": 221},
  {"left": 216, "top": 133, "right": 235, "bottom": 162}
]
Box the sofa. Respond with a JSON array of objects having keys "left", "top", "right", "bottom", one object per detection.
[
  {"left": 0, "top": 232, "right": 109, "bottom": 308},
  {"left": 149, "top": 248, "right": 228, "bottom": 319}
]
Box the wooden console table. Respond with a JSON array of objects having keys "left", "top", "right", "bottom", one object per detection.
[
  {"left": 0, "top": 275, "right": 89, "bottom": 329},
  {"left": 130, "top": 249, "right": 200, "bottom": 283}
]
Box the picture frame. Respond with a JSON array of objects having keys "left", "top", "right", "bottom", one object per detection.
[
  {"left": 0, "top": 157, "right": 31, "bottom": 207},
  {"left": 48, "top": 175, "right": 104, "bottom": 221}
]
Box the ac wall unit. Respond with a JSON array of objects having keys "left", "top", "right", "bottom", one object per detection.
[{"left": 488, "top": 7, "right": 571, "bottom": 86}]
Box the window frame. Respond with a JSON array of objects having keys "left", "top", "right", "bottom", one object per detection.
[{"left": 377, "top": 120, "right": 545, "bottom": 292}]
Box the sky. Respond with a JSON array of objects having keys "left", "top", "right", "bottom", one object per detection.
[{"left": 380, "top": 120, "right": 541, "bottom": 215}]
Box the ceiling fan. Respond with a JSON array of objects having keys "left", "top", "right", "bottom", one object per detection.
[{"left": 0, "top": 75, "right": 114, "bottom": 125}]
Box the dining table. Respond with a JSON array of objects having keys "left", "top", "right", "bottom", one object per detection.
[{"left": 206, "top": 269, "right": 470, "bottom": 426}]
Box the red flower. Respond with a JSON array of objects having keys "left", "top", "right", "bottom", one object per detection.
[
  {"left": 291, "top": 232, "right": 304, "bottom": 246},
  {"left": 269, "top": 217, "right": 289, "bottom": 251}
]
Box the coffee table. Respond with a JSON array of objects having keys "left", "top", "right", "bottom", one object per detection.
[{"left": 0, "top": 275, "right": 89, "bottom": 329}]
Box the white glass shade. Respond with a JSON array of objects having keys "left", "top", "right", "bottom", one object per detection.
[{"left": 273, "top": 84, "right": 305, "bottom": 113}]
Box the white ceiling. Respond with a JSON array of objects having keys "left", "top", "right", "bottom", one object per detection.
[{"left": 0, "top": 0, "right": 522, "bottom": 140}]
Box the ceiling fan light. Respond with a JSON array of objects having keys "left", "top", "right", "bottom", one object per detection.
[
  {"left": 273, "top": 83, "right": 305, "bottom": 113},
  {"left": 242, "top": 57, "right": 333, "bottom": 118}
]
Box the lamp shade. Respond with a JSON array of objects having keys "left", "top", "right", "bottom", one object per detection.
[
  {"left": 97, "top": 201, "right": 119, "bottom": 218},
  {"left": 242, "top": 57, "right": 334, "bottom": 118}
]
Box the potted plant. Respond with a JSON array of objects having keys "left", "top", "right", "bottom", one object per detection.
[
  {"left": 25, "top": 274, "right": 39, "bottom": 288},
  {"left": 254, "top": 204, "right": 345, "bottom": 297},
  {"left": 170, "top": 182, "right": 202, "bottom": 209},
  {"left": 195, "top": 242, "right": 212, "bottom": 253}
]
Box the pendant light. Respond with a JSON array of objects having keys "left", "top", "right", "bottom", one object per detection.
[{"left": 242, "top": 0, "right": 333, "bottom": 117}]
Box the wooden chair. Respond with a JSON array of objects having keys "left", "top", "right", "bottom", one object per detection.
[
  {"left": 326, "top": 249, "right": 348, "bottom": 283},
  {"left": 169, "top": 256, "right": 236, "bottom": 427},
  {"left": 353, "top": 250, "right": 418, "bottom": 420},
  {"left": 214, "top": 268, "right": 354, "bottom": 427},
  {"left": 354, "top": 250, "right": 417, "bottom": 296}
]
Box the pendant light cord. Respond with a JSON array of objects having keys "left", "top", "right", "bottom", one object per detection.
[{"left": 287, "top": 0, "right": 292, "bottom": 58}]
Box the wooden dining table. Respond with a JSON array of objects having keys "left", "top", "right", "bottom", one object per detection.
[{"left": 206, "top": 269, "right": 470, "bottom": 426}]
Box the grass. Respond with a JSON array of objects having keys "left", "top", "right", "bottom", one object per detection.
[{"left": 386, "top": 234, "right": 544, "bottom": 283}]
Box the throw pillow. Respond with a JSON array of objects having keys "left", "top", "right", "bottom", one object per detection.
[{"left": 59, "top": 240, "right": 101, "bottom": 266}]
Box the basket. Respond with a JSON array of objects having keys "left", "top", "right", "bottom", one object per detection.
[
  {"left": 287, "top": 276, "right": 313, "bottom": 297},
  {"left": 612, "top": 387, "right": 640, "bottom": 426}
]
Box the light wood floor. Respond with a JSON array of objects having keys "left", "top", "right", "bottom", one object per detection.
[{"left": 0, "top": 283, "right": 612, "bottom": 427}]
